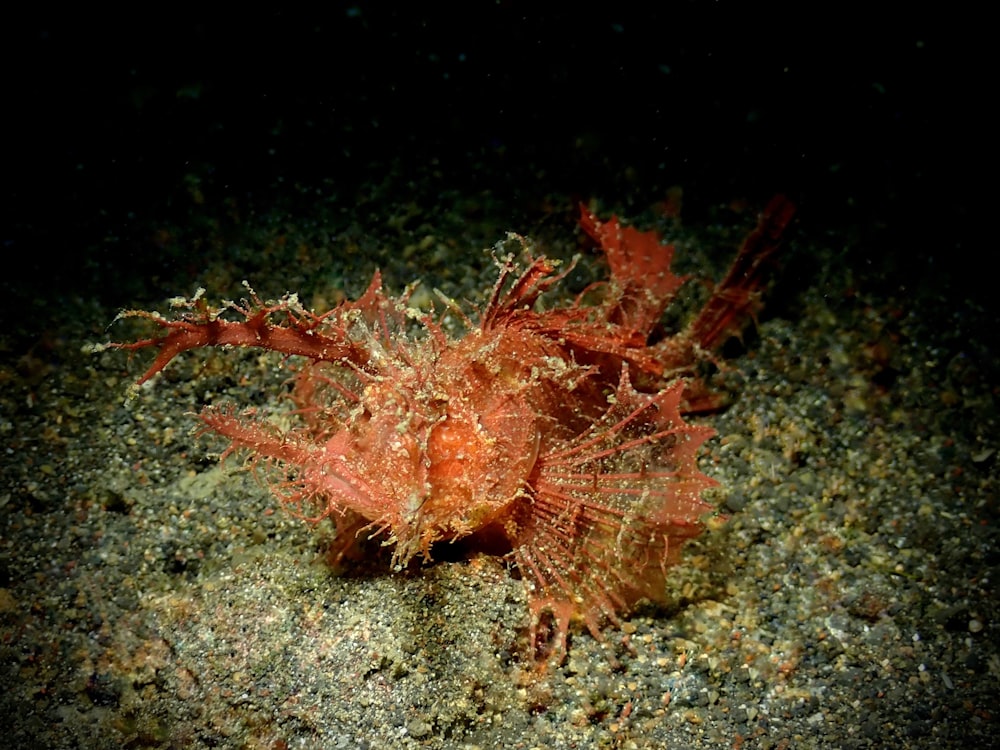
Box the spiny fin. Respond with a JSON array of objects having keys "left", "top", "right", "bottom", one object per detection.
[
  {"left": 510, "top": 367, "right": 716, "bottom": 661},
  {"left": 579, "top": 204, "right": 689, "bottom": 337}
]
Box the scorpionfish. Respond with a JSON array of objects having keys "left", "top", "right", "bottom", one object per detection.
[{"left": 105, "top": 196, "right": 795, "bottom": 661}]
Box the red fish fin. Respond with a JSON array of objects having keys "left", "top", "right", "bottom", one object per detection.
[
  {"left": 683, "top": 195, "right": 796, "bottom": 351},
  {"left": 510, "top": 369, "right": 716, "bottom": 663},
  {"left": 197, "top": 406, "right": 387, "bottom": 529},
  {"left": 481, "top": 249, "right": 577, "bottom": 330},
  {"left": 579, "top": 203, "right": 689, "bottom": 336},
  {"left": 102, "top": 275, "right": 390, "bottom": 389}
]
